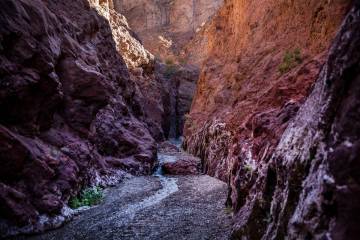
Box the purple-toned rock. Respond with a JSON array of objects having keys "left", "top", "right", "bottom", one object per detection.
[
  {"left": 163, "top": 155, "right": 201, "bottom": 175},
  {"left": 0, "top": 0, "right": 161, "bottom": 235},
  {"left": 158, "top": 141, "right": 182, "bottom": 153}
]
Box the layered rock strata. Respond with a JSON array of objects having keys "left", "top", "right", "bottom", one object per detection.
[
  {"left": 94, "top": 0, "right": 200, "bottom": 139},
  {"left": 231, "top": 5, "right": 360, "bottom": 239},
  {"left": 185, "top": 0, "right": 350, "bottom": 181},
  {"left": 113, "top": 0, "right": 223, "bottom": 64},
  {"left": 184, "top": 0, "right": 358, "bottom": 239}
]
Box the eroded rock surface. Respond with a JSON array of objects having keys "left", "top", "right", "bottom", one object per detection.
[
  {"left": 158, "top": 141, "right": 201, "bottom": 175},
  {"left": 162, "top": 156, "right": 201, "bottom": 175},
  {"left": 114, "top": 0, "right": 223, "bottom": 64},
  {"left": 184, "top": 0, "right": 351, "bottom": 181},
  {"left": 2, "top": 0, "right": 359, "bottom": 239},
  {"left": 0, "top": 0, "right": 214, "bottom": 237},
  {"left": 184, "top": 1, "right": 359, "bottom": 239},
  {"left": 0, "top": 0, "right": 162, "bottom": 235},
  {"left": 97, "top": 0, "right": 204, "bottom": 138}
]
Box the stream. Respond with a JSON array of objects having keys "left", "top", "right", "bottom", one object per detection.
[{"left": 24, "top": 140, "right": 232, "bottom": 240}]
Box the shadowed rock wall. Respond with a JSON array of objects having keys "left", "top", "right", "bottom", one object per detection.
[{"left": 0, "top": 0, "right": 161, "bottom": 235}]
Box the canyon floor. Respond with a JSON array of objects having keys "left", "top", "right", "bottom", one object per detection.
[{"left": 16, "top": 145, "right": 232, "bottom": 240}]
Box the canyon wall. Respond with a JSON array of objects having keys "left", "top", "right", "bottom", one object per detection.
[
  {"left": 0, "top": 0, "right": 204, "bottom": 235},
  {"left": 184, "top": 0, "right": 359, "bottom": 239},
  {"left": 109, "top": 0, "right": 214, "bottom": 136},
  {"left": 114, "top": 0, "right": 223, "bottom": 64},
  {"left": 0, "top": 0, "right": 172, "bottom": 235},
  {"left": 185, "top": 0, "right": 350, "bottom": 180}
]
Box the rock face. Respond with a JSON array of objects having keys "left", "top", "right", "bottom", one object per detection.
[
  {"left": 94, "top": 0, "right": 201, "bottom": 139},
  {"left": 157, "top": 141, "right": 201, "bottom": 175},
  {"left": 107, "top": 0, "right": 209, "bottom": 138},
  {"left": 185, "top": 0, "right": 350, "bottom": 181},
  {"left": 184, "top": 0, "right": 351, "bottom": 181},
  {"left": 163, "top": 64, "right": 199, "bottom": 137},
  {"left": 162, "top": 156, "right": 201, "bottom": 175},
  {"left": 231, "top": 5, "right": 360, "bottom": 239},
  {"left": 184, "top": 0, "right": 359, "bottom": 239},
  {"left": 0, "top": 0, "right": 165, "bottom": 235},
  {"left": 90, "top": 0, "right": 197, "bottom": 140},
  {"left": 91, "top": 0, "right": 168, "bottom": 141},
  {"left": 113, "top": 0, "right": 223, "bottom": 64}
]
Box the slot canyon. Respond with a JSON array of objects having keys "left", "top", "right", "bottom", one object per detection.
[{"left": 0, "top": 0, "right": 359, "bottom": 239}]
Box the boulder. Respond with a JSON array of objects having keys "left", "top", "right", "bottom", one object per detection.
[{"left": 162, "top": 155, "right": 201, "bottom": 175}]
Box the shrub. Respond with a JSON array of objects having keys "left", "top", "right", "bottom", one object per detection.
[
  {"left": 278, "top": 48, "right": 302, "bottom": 74},
  {"left": 69, "top": 186, "right": 103, "bottom": 209},
  {"left": 164, "top": 63, "right": 178, "bottom": 78},
  {"left": 244, "top": 164, "right": 254, "bottom": 173},
  {"left": 165, "top": 58, "right": 174, "bottom": 65},
  {"left": 224, "top": 206, "right": 233, "bottom": 214},
  {"left": 179, "top": 57, "right": 187, "bottom": 65}
]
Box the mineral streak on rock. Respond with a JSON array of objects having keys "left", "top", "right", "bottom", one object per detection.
[
  {"left": 184, "top": 0, "right": 359, "bottom": 239},
  {"left": 1, "top": 0, "right": 359, "bottom": 239}
]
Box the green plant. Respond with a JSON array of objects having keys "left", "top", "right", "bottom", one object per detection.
[
  {"left": 165, "top": 58, "right": 174, "bottom": 65},
  {"left": 179, "top": 57, "right": 187, "bottom": 65},
  {"left": 278, "top": 48, "right": 302, "bottom": 74},
  {"left": 164, "top": 63, "right": 178, "bottom": 78},
  {"left": 244, "top": 163, "right": 253, "bottom": 173},
  {"left": 224, "top": 206, "right": 233, "bottom": 214},
  {"left": 69, "top": 186, "right": 103, "bottom": 209}
]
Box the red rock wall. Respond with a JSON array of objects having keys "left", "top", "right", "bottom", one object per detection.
[
  {"left": 184, "top": 0, "right": 359, "bottom": 239},
  {"left": 230, "top": 6, "right": 360, "bottom": 238},
  {"left": 114, "top": 0, "right": 223, "bottom": 65},
  {"left": 185, "top": 0, "right": 350, "bottom": 183}
]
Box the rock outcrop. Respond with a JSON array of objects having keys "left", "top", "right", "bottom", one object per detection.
[
  {"left": 162, "top": 156, "right": 201, "bottom": 175},
  {"left": 184, "top": 0, "right": 359, "bottom": 239},
  {"left": 91, "top": 0, "right": 169, "bottom": 141},
  {"left": 231, "top": 5, "right": 360, "bottom": 239},
  {"left": 184, "top": 0, "right": 351, "bottom": 180},
  {"left": 113, "top": 0, "right": 223, "bottom": 64},
  {"left": 161, "top": 64, "right": 199, "bottom": 138},
  {"left": 2, "top": 0, "right": 358, "bottom": 238},
  {"left": 185, "top": 0, "right": 350, "bottom": 181},
  {"left": 104, "top": 0, "right": 212, "bottom": 138},
  {"left": 0, "top": 0, "right": 164, "bottom": 235},
  {"left": 157, "top": 141, "right": 201, "bottom": 176},
  {"left": 94, "top": 0, "right": 201, "bottom": 139}
]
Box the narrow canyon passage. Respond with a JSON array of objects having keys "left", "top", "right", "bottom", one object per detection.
[
  {"left": 1, "top": 0, "right": 359, "bottom": 239},
  {"left": 24, "top": 143, "right": 232, "bottom": 240}
]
